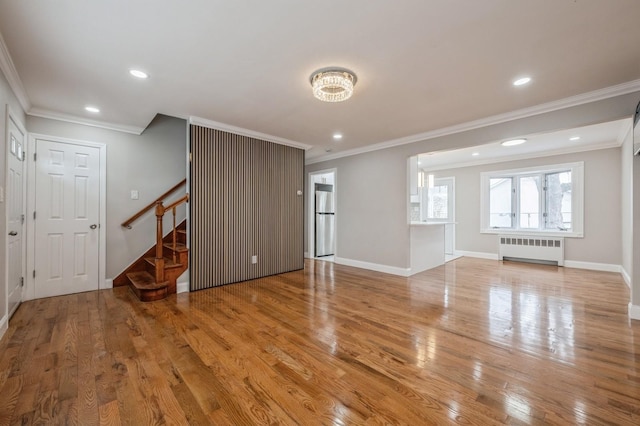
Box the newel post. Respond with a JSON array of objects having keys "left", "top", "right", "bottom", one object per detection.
[{"left": 155, "top": 201, "right": 165, "bottom": 283}]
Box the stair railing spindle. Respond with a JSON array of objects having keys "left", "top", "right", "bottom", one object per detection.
[{"left": 172, "top": 206, "right": 177, "bottom": 263}]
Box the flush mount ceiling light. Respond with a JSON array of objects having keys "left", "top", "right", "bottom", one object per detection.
[
  {"left": 513, "top": 76, "right": 531, "bottom": 86},
  {"left": 85, "top": 106, "right": 100, "bottom": 113},
  {"left": 569, "top": 136, "right": 581, "bottom": 141},
  {"left": 129, "top": 69, "right": 149, "bottom": 79},
  {"left": 333, "top": 133, "right": 343, "bottom": 140},
  {"left": 501, "top": 138, "right": 527, "bottom": 146},
  {"left": 472, "top": 152, "right": 480, "bottom": 156},
  {"left": 310, "top": 67, "right": 357, "bottom": 102}
]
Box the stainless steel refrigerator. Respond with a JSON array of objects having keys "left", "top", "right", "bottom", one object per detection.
[{"left": 315, "top": 183, "right": 335, "bottom": 257}]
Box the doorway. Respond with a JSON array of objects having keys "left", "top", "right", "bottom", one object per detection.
[
  {"left": 421, "top": 176, "right": 457, "bottom": 260},
  {"left": 308, "top": 169, "right": 336, "bottom": 261},
  {"left": 26, "top": 135, "right": 107, "bottom": 300}
]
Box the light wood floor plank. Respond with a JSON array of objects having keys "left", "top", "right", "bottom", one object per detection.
[{"left": 1, "top": 257, "right": 640, "bottom": 424}]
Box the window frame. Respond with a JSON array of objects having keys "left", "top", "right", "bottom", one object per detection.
[{"left": 480, "top": 162, "right": 584, "bottom": 237}]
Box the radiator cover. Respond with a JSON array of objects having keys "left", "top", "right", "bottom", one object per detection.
[{"left": 498, "top": 235, "right": 564, "bottom": 266}]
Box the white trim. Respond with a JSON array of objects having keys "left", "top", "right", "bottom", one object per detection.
[
  {"left": 0, "top": 314, "right": 7, "bottom": 341},
  {"left": 104, "top": 279, "right": 113, "bottom": 289},
  {"left": 28, "top": 108, "right": 145, "bottom": 135},
  {"left": 189, "top": 116, "right": 312, "bottom": 151},
  {"left": 621, "top": 267, "right": 631, "bottom": 288},
  {"left": 563, "top": 261, "right": 621, "bottom": 273},
  {"left": 25, "top": 133, "right": 107, "bottom": 300},
  {"left": 0, "top": 32, "right": 30, "bottom": 112},
  {"left": 304, "top": 251, "right": 310, "bottom": 258},
  {"left": 454, "top": 250, "right": 500, "bottom": 260},
  {"left": 177, "top": 281, "right": 190, "bottom": 294},
  {"left": 306, "top": 79, "right": 640, "bottom": 165},
  {"left": 629, "top": 304, "right": 640, "bottom": 321},
  {"left": 334, "top": 256, "right": 411, "bottom": 277}
]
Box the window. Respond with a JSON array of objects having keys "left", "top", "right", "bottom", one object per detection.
[{"left": 481, "top": 162, "right": 583, "bottom": 237}]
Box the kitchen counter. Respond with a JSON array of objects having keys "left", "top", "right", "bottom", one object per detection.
[{"left": 409, "top": 223, "right": 446, "bottom": 275}]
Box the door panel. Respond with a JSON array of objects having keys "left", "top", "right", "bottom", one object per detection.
[
  {"left": 7, "top": 114, "right": 26, "bottom": 317},
  {"left": 34, "top": 139, "right": 100, "bottom": 298}
]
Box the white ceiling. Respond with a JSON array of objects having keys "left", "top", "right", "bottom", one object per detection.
[
  {"left": 1, "top": 1, "right": 640, "bottom": 162},
  {"left": 417, "top": 118, "right": 631, "bottom": 171}
]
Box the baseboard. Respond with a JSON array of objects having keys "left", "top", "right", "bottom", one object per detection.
[
  {"left": 564, "top": 260, "right": 621, "bottom": 273},
  {"left": 621, "top": 267, "right": 631, "bottom": 288},
  {"left": 629, "top": 303, "right": 640, "bottom": 321},
  {"left": 334, "top": 257, "right": 411, "bottom": 277},
  {"left": 177, "top": 281, "right": 190, "bottom": 293},
  {"left": 453, "top": 250, "right": 499, "bottom": 260},
  {"left": 104, "top": 278, "right": 113, "bottom": 289},
  {"left": 0, "top": 314, "right": 8, "bottom": 342}
]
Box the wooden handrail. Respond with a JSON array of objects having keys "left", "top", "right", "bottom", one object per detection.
[
  {"left": 121, "top": 179, "right": 187, "bottom": 228},
  {"left": 162, "top": 194, "right": 189, "bottom": 213}
]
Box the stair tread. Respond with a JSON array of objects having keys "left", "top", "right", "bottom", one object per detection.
[
  {"left": 144, "top": 257, "right": 183, "bottom": 269},
  {"left": 163, "top": 243, "right": 189, "bottom": 253},
  {"left": 126, "top": 271, "right": 168, "bottom": 290}
]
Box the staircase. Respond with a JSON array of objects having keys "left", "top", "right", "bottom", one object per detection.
[{"left": 115, "top": 180, "right": 189, "bottom": 301}]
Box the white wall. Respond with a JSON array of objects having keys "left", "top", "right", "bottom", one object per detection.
[
  {"left": 26, "top": 114, "right": 187, "bottom": 280},
  {"left": 0, "top": 68, "right": 26, "bottom": 336},
  {"left": 428, "top": 148, "right": 622, "bottom": 264},
  {"left": 306, "top": 91, "right": 640, "bottom": 272}
]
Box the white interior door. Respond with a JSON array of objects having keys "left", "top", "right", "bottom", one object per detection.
[
  {"left": 7, "top": 113, "right": 26, "bottom": 316},
  {"left": 34, "top": 139, "right": 100, "bottom": 298}
]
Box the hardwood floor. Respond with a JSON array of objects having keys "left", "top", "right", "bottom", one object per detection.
[{"left": 1, "top": 257, "right": 639, "bottom": 425}]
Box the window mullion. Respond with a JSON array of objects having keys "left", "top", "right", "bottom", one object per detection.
[{"left": 541, "top": 173, "right": 547, "bottom": 231}]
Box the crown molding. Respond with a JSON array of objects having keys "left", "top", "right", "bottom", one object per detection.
[
  {"left": 189, "top": 116, "right": 312, "bottom": 150},
  {"left": 306, "top": 79, "right": 640, "bottom": 165},
  {"left": 421, "top": 139, "right": 622, "bottom": 172},
  {"left": 29, "top": 108, "right": 145, "bottom": 135},
  {"left": 0, "top": 31, "right": 31, "bottom": 111}
]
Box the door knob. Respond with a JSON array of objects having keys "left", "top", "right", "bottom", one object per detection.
[
  {"left": 90, "top": 224, "right": 97, "bottom": 229},
  {"left": 8, "top": 231, "right": 17, "bottom": 236}
]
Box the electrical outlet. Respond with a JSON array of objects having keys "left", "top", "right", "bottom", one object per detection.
[{"left": 251, "top": 255, "right": 257, "bottom": 264}]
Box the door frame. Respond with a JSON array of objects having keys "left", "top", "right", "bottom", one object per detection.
[
  {"left": 25, "top": 133, "right": 107, "bottom": 301},
  {"left": 4, "top": 106, "right": 27, "bottom": 319},
  {"left": 307, "top": 168, "right": 337, "bottom": 259}
]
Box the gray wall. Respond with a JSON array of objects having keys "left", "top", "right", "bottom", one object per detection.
[
  {"left": 0, "top": 68, "right": 26, "bottom": 328},
  {"left": 428, "top": 148, "right": 621, "bottom": 264},
  {"left": 621, "top": 124, "right": 633, "bottom": 279},
  {"left": 306, "top": 91, "right": 640, "bottom": 270},
  {"left": 27, "top": 114, "right": 187, "bottom": 279},
  {"left": 190, "top": 126, "right": 304, "bottom": 289}
]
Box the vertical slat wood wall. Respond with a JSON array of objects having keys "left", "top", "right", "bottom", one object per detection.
[{"left": 190, "top": 125, "right": 305, "bottom": 290}]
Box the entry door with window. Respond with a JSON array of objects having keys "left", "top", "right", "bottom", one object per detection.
[
  {"left": 34, "top": 139, "right": 101, "bottom": 298},
  {"left": 422, "top": 177, "right": 455, "bottom": 255},
  {"left": 7, "top": 113, "right": 26, "bottom": 316}
]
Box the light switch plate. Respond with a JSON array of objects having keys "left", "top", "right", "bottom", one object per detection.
[{"left": 130, "top": 190, "right": 139, "bottom": 200}]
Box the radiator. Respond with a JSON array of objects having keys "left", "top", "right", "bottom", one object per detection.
[{"left": 498, "top": 235, "right": 564, "bottom": 266}]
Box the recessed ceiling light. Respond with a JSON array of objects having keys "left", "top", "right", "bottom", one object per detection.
[
  {"left": 501, "top": 138, "right": 527, "bottom": 147},
  {"left": 129, "top": 69, "right": 149, "bottom": 79},
  {"left": 569, "top": 136, "right": 581, "bottom": 141},
  {"left": 333, "top": 133, "right": 343, "bottom": 140},
  {"left": 513, "top": 76, "right": 531, "bottom": 86},
  {"left": 472, "top": 152, "right": 480, "bottom": 156},
  {"left": 85, "top": 106, "right": 100, "bottom": 113}
]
